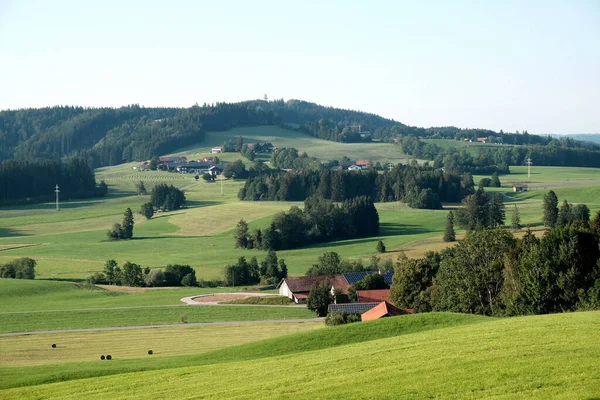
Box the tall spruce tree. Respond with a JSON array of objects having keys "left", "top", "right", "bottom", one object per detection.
[
  {"left": 121, "top": 208, "right": 135, "bottom": 239},
  {"left": 557, "top": 200, "right": 572, "bottom": 227},
  {"left": 511, "top": 205, "right": 521, "bottom": 230},
  {"left": 543, "top": 190, "right": 559, "bottom": 228},
  {"left": 489, "top": 193, "right": 506, "bottom": 228},
  {"left": 444, "top": 211, "right": 456, "bottom": 242},
  {"left": 234, "top": 219, "right": 249, "bottom": 248},
  {"left": 376, "top": 240, "right": 386, "bottom": 253}
]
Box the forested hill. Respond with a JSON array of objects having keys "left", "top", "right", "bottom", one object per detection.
[{"left": 2, "top": 99, "right": 599, "bottom": 168}]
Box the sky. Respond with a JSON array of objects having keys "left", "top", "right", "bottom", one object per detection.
[{"left": 0, "top": 0, "right": 598, "bottom": 134}]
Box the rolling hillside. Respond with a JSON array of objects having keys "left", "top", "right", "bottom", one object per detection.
[
  {"left": 2, "top": 311, "right": 598, "bottom": 398},
  {"left": 171, "top": 125, "right": 413, "bottom": 164}
]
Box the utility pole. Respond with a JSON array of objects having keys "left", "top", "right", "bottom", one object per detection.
[
  {"left": 526, "top": 158, "right": 533, "bottom": 179},
  {"left": 54, "top": 184, "right": 60, "bottom": 211}
]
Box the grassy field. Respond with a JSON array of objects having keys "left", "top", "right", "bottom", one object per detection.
[
  {"left": 2, "top": 311, "right": 598, "bottom": 398},
  {"left": 1, "top": 163, "right": 600, "bottom": 282},
  {"left": 0, "top": 280, "right": 277, "bottom": 312},
  {"left": 0, "top": 322, "right": 323, "bottom": 367},
  {"left": 171, "top": 125, "right": 415, "bottom": 164},
  {"left": 0, "top": 312, "right": 487, "bottom": 390},
  {"left": 422, "top": 138, "right": 514, "bottom": 155},
  {"left": 0, "top": 304, "right": 315, "bottom": 333}
]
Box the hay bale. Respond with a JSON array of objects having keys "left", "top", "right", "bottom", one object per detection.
[
  {"left": 100, "top": 355, "right": 105, "bottom": 360},
  {"left": 51, "top": 344, "right": 56, "bottom": 348},
  {"left": 106, "top": 355, "right": 112, "bottom": 360},
  {"left": 148, "top": 350, "right": 153, "bottom": 355}
]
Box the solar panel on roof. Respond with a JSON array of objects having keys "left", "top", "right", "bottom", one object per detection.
[
  {"left": 328, "top": 303, "right": 378, "bottom": 314},
  {"left": 343, "top": 270, "right": 395, "bottom": 286}
]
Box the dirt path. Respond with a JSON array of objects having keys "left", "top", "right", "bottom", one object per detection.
[{"left": 0, "top": 318, "right": 324, "bottom": 337}]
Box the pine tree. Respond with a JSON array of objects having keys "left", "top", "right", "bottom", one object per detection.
[
  {"left": 511, "top": 205, "right": 521, "bottom": 230},
  {"left": 121, "top": 208, "right": 134, "bottom": 239},
  {"left": 135, "top": 181, "right": 147, "bottom": 195},
  {"left": 376, "top": 239, "right": 386, "bottom": 253},
  {"left": 557, "top": 200, "right": 572, "bottom": 227},
  {"left": 234, "top": 219, "right": 249, "bottom": 248},
  {"left": 141, "top": 202, "right": 154, "bottom": 219},
  {"left": 543, "top": 190, "right": 559, "bottom": 228},
  {"left": 254, "top": 228, "right": 263, "bottom": 250},
  {"left": 489, "top": 193, "right": 506, "bottom": 228},
  {"left": 278, "top": 259, "right": 288, "bottom": 279},
  {"left": 443, "top": 211, "right": 456, "bottom": 242}
]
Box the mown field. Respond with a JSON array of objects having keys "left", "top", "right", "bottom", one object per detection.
[{"left": 2, "top": 311, "right": 598, "bottom": 398}]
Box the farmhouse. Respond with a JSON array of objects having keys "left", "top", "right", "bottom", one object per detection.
[
  {"left": 355, "top": 160, "right": 370, "bottom": 167},
  {"left": 347, "top": 165, "right": 362, "bottom": 171},
  {"left": 159, "top": 156, "right": 187, "bottom": 163},
  {"left": 357, "top": 289, "right": 391, "bottom": 304},
  {"left": 211, "top": 146, "right": 223, "bottom": 154},
  {"left": 208, "top": 165, "right": 224, "bottom": 176},
  {"left": 513, "top": 184, "right": 528, "bottom": 193},
  {"left": 278, "top": 275, "right": 350, "bottom": 303},
  {"left": 361, "top": 301, "right": 411, "bottom": 321},
  {"left": 177, "top": 162, "right": 212, "bottom": 174},
  {"left": 476, "top": 137, "right": 488, "bottom": 143},
  {"left": 339, "top": 160, "right": 356, "bottom": 170}
]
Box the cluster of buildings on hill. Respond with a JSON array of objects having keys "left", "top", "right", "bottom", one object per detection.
[
  {"left": 332, "top": 159, "right": 371, "bottom": 171},
  {"left": 278, "top": 270, "right": 412, "bottom": 322},
  {"left": 137, "top": 156, "right": 224, "bottom": 176}
]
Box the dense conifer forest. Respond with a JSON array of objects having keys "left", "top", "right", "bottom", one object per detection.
[{"left": 2, "top": 99, "right": 600, "bottom": 168}]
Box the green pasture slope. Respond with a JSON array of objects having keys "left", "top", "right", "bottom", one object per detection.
[
  {"left": 171, "top": 125, "right": 415, "bottom": 164},
  {"left": 2, "top": 311, "right": 598, "bottom": 398}
]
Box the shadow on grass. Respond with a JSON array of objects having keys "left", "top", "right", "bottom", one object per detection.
[
  {"left": 0, "top": 228, "right": 27, "bottom": 238},
  {"left": 379, "top": 223, "right": 435, "bottom": 237},
  {"left": 41, "top": 278, "right": 87, "bottom": 283},
  {"left": 185, "top": 200, "right": 224, "bottom": 209}
]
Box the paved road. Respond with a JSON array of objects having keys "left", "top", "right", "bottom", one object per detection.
[{"left": 0, "top": 318, "right": 324, "bottom": 337}]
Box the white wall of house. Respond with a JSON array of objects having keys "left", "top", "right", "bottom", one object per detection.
[{"left": 279, "top": 280, "right": 293, "bottom": 300}]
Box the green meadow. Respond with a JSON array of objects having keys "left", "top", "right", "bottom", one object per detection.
[
  {"left": 2, "top": 311, "right": 598, "bottom": 398},
  {"left": 1, "top": 147, "right": 600, "bottom": 282}
]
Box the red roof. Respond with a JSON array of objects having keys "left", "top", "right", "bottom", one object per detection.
[
  {"left": 283, "top": 275, "right": 333, "bottom": 293},
  {"left": 355, "top": 160, "right": 370, "bottom": 166},
  {"left": 476, "top": 137, "right": 488, "bottom": 142},
  {"left": 361, "top": 301, "right": 411, "bottom": 321},
  {"left": 294, "top": 293, "right": 309, "bottom": 299},
  {"left": 357, "top": 289, "right": 391, "bottom": 304}
]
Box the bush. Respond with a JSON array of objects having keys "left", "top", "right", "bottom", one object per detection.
[
  {"left": 325, "top": 311, "right": 347, "bottom": 326},
  {"left": 478, "top": 178, "right": 491, "bottom": 188},
  {"left": 325, "top": 311, "right": 362, "bottom": 326},
  {"left": 87, "top": 272, "right": 107, "bottom": 284},
  {"left": 376, "top": 240, "right": 386, "bottom": 253},
  {"left": 0, "top": 258, "right": 37, "bottom": 279},
  {"left": 144, "top": 268, "right": 165, "bottom": 287},
  {"left": 181, "top": 272, "right": 198, "bottom": 287}
]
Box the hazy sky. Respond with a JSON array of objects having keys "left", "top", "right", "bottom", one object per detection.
[{"left": 1, "top": 0, "right": 598, "bottom": 133}]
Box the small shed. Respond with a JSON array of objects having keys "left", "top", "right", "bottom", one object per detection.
[{"left": 513, "top": 184, "right": 528, "bottom": 193}]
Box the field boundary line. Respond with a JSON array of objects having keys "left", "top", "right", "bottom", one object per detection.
[{"left": 0, "top": 318, "right": 324, "bottom": 337}]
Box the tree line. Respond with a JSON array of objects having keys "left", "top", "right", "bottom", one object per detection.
[
  {"left": 239, "top": 163, "right": 473, "bottom": 209},
  {"left": 0, "top": 157, "right": 107, "bottom": 206},
  {"left": 89, "top": 260, "right": 200, "bottom": 287},
  {"left": 223, "top": 251, "right": 288, "bottom": 286},
  {"left": 389, "top": 217, "right": 600, "bottom": 316},
  {"left": 3, "top": 100, "right": 599, "bottom": 168},
  {"left": 235, "top": 196, "right": 379, "bottom": 251}
]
